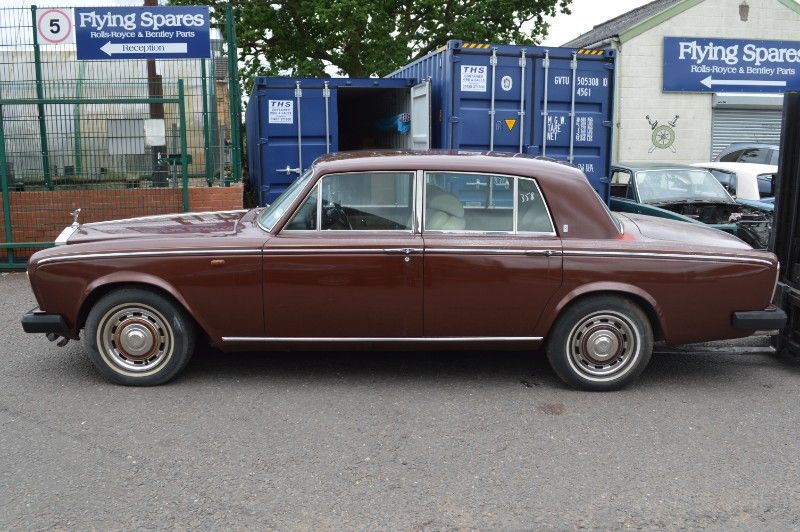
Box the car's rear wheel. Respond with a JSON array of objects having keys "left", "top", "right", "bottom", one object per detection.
[
  {"left": 84, "top": 288, "right": 194, "bottom": 385},
  {"left": 546, "top": 296, "right": 653, "bottom": 391}
]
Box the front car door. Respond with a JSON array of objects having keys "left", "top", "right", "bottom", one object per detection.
[
  {"left": 262, "top": 170, "right": 423, "bottom": 338},
  {"left": 421, "top": 171, "right": 562, "bottom": 338}
]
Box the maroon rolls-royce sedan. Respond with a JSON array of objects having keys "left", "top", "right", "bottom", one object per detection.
[{"left": 22, "top": 152, "right": 785, "bottom": 390}]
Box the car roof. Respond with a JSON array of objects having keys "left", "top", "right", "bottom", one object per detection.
[
  {"left": 313, "top": 150, "right": 588, "bottom": 182},
  {"left": 613, "top": 162, "right": 700, "bottom": 171},
  {"left": 692, "top": 162, "right": 778, "bottom": 174},
  {"left": 720, "top": 142, "right": 779, "bottom": 150}
]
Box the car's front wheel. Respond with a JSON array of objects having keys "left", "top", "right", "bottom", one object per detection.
[
  {"left": 546, "top": 295, "right": 653, "bottom": 391},
  {"left": 84, "top": 288, "right": 195, "bottom": 385}
]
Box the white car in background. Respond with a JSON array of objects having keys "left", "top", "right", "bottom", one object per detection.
[{"left": 692, "top": 162, "right": 776, "bottom": 204}]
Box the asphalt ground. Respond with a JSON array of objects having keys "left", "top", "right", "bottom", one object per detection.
[{"left": 2, "top": 271, "right": 800, "bottom": 530}]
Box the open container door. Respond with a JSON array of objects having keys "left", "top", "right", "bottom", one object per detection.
[{"left": 410, "top": 81, "right": 431, "bottom": 150}]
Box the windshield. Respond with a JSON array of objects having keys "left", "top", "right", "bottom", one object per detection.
[
  {"left": 634, "top": 169, "right": 733, "bottom": 204},
  {"left": 258, "top": 169, "right": 314, "bottom": 231}
]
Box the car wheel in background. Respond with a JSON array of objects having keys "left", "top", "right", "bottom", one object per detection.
[
  {"left": 546, "top": 296, "right": 653, "bottom": 391},
  {"left": 84, "top": 288, "right": 195, "bottom": 386}
]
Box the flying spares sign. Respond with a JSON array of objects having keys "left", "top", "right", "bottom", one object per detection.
[
  {"left": 663, "top": 36, "right": 800, "bottom": 93},
  {"left": 75, "top": 6, "right": 210, "bottom": 60}
]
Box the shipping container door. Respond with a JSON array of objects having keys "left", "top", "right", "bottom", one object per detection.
[
  {"left": 453, "top": 49, "right": 533, "bottom": 154},
  {"left": 410, "top": 81, "right": 431, "bottom": 149},
  {"left": 450, "top": 49, "right": 533, "bottom": 206},
  {"left": 257, "top": 83, "right": 337, "bottom": 204},
  {"left": 531, "top": 52, "right": 613, "bottom": 198}
]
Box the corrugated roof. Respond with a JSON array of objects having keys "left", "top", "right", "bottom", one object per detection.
[{"left": 562, "top": 0, "right": 683, "bottom": 48}]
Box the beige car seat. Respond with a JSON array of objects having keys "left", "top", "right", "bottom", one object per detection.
[{"left": 426, "top": 185, "right": 466, "bottom": 230}]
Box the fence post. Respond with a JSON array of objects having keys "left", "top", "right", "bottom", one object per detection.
[
  {"left": 30, "top": 5, "right": 53, "bottom": 191},
  {"left": 73, "top": 60, "right": 85, "bottom": 178},
  {"left": 225, "top": 4, "right": 242, "bottom": 186},
  {"left": 201, "top": 59, "right": 213, "bottom": 186},
  {"left": 0, "top": 104, "right": 13, "bottom": 266},
  {"left": 178, "top": 80, "right": 189, "bottom": 212}
]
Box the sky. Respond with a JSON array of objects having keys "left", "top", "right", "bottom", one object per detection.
[{"left": 540, "top": 0, "right": 654, "bottom": 46}]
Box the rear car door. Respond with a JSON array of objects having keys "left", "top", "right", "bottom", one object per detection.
[
  {"left": 421, "top": 171, "right": 562, "bottom": 337},
  {"left": 262, "top": 170, "right": 423, "bottom": 338}
]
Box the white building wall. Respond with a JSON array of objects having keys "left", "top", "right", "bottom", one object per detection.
[{"left": 615, "top": 0, "right": 800, "bottom": 163}]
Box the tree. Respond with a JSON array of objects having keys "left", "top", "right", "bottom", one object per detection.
[{"left": 175, "top": 0, "right": 572, "bottom": 91}]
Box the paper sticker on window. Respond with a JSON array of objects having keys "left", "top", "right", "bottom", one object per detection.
[
  {"left": 460, "top": 65, "right": 487, "bottom": 92},
  {"left": 268, "top": 100, "right": 294, "bottom": 124}
]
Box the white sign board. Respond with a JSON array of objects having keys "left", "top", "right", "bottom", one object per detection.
[
  {"left": 460, "top": 65, "right": 487, "bottom": 92},
  {"left": 107, "top": 119, "right": 145, "bottom": 155},
  {"left": 144, "top": 119, "right": 166, "bottom": 147},
  {"left": 36, "top": 8, "right": 74, "bottom": 44},
  {"left": 268, "top": 100, "right": 294, "bottom": 124}
]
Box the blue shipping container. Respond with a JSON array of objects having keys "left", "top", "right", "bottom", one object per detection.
[
  {"left": 245, "top": 40, "right": 615, "bottom": 206},
  {"left": 387, "top": 40, "right": 616, "bottom": 200},
  {"left": 246, "top": 77, "right": 424, "bottom": 205}
]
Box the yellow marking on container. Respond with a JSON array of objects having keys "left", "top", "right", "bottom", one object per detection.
[
  {"left": 504, "top": 119, "right": 517, "bottom": 131},
  {"left": 577, "top": 49, "right": 604, "bottom": 55},
  {"left": 463, "top": 43, "right": 490, "bottom": 49}
]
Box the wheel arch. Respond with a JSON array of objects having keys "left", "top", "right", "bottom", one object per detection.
[
  {"left": 542, "top": 283, "right": 667, "bottom": 342},
  {"left": 76, "top": 274, "right": 210, "bottom": 340}
]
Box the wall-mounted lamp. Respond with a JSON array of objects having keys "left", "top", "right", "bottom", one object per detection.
[{"left": 739, "top": 0, "right": 750, "bottom": 21}]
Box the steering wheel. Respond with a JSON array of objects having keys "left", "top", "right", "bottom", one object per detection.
[{"left": 323, "top": 201, "right": 352, "bottom": 230}]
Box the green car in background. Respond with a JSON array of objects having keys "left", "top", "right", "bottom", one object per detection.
[{"left": 610, "top": 163, "right": 773, "bottom": 249}]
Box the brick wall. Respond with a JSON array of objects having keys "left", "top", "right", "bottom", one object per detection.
[{"left": 0, "top": 184, "right": 242, "bottom": 261}]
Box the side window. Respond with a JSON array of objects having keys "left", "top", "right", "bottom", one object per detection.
[
  {"left": 769, "top": 150, "right": 779, "bottom": 166},
  {"left": 320, "top": 172, "right": 414, "bottom": 231},
  {"left": 739, "top": 148, "right": 768, "bottom": 163},
  {"left": 720, "top": 149, "right": 744, "bottom": 162},
  {"left": 285, "top": 187, "right": 318, "bottom": 230},
  {"left": 285, "top": 172, "right": 414, "bottom": 231},
  {"left": 709, "top": 169, "right": 736, "bottom": 195},
  {"left": 610, "top": 169, "right": 632, "bottom": 198},
  {"left": 757, "top": 174, "right": 775, "bottom": 198},
  {"left": 425, "top": 172, "right": 512, "bottom": 231},
  {"left": 517, "top": 178, "right": 555, "bottom": 234}
]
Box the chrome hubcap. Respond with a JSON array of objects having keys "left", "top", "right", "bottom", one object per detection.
[
  {"left": 98, "top": 304, "right": 173, "bottom": 374},
  {"left": 567, "top": 311, "right": 640, "bottom": 380}
]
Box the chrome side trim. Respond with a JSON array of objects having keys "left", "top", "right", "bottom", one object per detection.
[
  {"left": 54, "top": 226, "right": 77, "bottom": 246},
  {"left": 425, "top": 248, "right": 560, "bottom": 256},
  {"left": 222, "top": 336, "right": 544, "bottom": 343},
  {"left": 262, "top": 247, "right": 424, "bottom": 255},
  {"left": 36, "top": 248, "right": 262, "bottom": 265},
  {"left": 563, "top": 249, "right": 774, "bottom": 266}
]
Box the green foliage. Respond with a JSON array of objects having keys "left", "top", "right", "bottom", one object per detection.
[{"left": 173, "top": 0, "right": 571, "bottom": 92}]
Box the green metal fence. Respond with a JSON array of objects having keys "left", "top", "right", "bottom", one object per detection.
[{"left": 0, "top": 2, "right": 242, "bottom": 269}]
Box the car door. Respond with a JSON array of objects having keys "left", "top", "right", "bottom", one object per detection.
[
  {"left": 421, "top": 171, "right": 563, "bottom": 338},
  {"left": 262, "top": 170, "right": 423, "bottom": 338}
]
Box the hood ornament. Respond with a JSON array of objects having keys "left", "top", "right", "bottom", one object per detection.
[{"left": 71, "top": 208, "right": 82, "bottom": 228}]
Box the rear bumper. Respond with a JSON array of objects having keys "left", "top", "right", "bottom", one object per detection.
[
  {"left": 732, "top": 306, "right": 787, "bottom": 331},
  {"left": 21, "top": 309, "right": 70, "bottom": 335}
]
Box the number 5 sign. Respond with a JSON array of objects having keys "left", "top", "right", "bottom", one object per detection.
[{"left": 36, "top": 8, "right": 73, "bottom": 44}]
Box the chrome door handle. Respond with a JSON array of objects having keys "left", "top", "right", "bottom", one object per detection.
[{"left": 384, "top": 248, "right": 414, "bottom": 255}]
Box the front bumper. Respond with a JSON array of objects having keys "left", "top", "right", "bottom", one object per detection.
[
  {"left": 21, "top": 309, "right": 70, "bottom": 335},
  {"left": 732, "top": 306, "right": 787, "bottom": 331}
]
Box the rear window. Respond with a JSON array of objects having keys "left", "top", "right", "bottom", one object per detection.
[{"left": 719, "top": 149, "right": 744, "bottom": 162}]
